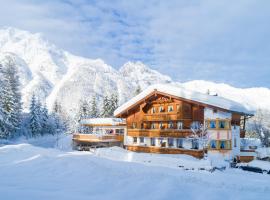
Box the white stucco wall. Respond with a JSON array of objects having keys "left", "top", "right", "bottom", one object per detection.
[
  {"left": 207, "top": 130, "right": 232, "bottom": 140},
  {"left": 204, "top": 108, "right": 232, "bottom": 120}
]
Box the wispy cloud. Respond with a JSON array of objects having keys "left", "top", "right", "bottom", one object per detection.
[{"left": 0, "top": 0, "right": 269, "bottom": 87}]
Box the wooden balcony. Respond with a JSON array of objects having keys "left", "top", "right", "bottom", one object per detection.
[
  {"left": 126, "top": 145, "right": 204, "bottom": 158},
  {"left": 127, "top": 128, "right": 192, "bottom": 138},
  {"left": 142, "top": 113, "right": 183, "bottom": 121},
  {"left": 73, "top": 134, "right": 124, "bottom": 143}
]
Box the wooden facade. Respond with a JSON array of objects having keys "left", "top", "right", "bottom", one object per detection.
[
  {"left": 115, "top": 90, "right": 251, "bottom": 159},
  {"left": 127, "top": 145, "right": 204, "bottom": 158}
]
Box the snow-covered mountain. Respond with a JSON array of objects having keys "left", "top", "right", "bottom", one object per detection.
[{"left": 0, "top": 27, "right": 269, "bottom": 116}]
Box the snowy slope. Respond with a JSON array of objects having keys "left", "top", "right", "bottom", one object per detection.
[
  {"left": 0, "top": 143, "right": 270, "bottom": 200},
  {"left": 0, "top": 27, "right": 270, "bottom": 116}
]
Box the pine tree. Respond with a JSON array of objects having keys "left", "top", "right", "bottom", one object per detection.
[
  {"left": 89, "top": 96, "right": 99, "bottom": 118},
  {"left": 101, "top": 94, "right": 118, "bottom": 117},
  {"left": 109, "top": 93, "right": 118, "bottom": 116},
  {"left": 101, "top": 95, "right": 111, "bottom": 117},
  {"left": 51, "top": 100, "right": 66, "bottom": 135},
  {"left": 1, "top": 58, "right": 22, "bottom": 138},
  {"left": 29, "top": 95, "right": 42, "bottom": 137},
  {"left": 77, "top": 99, "right": 90, "bottom": 122},
  {"left": 40, "top": 103, "right": 49, "bottom": 135},
  {"left": 0, "top": 64, "right": 7, "bottom": 138}
]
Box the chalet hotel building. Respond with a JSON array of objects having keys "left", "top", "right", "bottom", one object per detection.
[{"left": 114, "top": 84, "right": 254, "bottom": 160}]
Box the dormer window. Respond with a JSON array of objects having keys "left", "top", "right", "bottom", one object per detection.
[{"left": 168, "top": 105, "right": 173, "bottom": 112}]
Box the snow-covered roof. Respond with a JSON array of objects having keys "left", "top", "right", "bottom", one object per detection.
[
  {"left": 114, "top": 84, "right": 254, "bottom": 116},
  {"left": 80, "top": 118, "right": 126, "bottom": 126}
]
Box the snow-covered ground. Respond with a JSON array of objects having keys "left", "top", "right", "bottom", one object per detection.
[{"left": 0, "top": 136, "right": 270, "bottom": 200}]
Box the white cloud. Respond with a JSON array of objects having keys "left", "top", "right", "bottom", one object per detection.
[{"left": 0, "top": 0, "right": 269, "bottom": 87}]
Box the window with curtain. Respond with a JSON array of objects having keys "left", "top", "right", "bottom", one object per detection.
[
  {"left": 159, "top": 106, "right": 165, "bottom": 112},
  {"left": 151, "top": 138, "right": 156, "bottom": 146},
  {"left": 220, "top": 141, "right": 226, "bottom": 149},
  {"left": 168, "top": 121, "right": 174, "bottom": 129},
  {"left": 210, "top": 120, "right": 216, "bottom": 128},
  {"left": 177, "top": 121, "right": 183, "bottom": 129},
  {"left": 168, "top": 138, "right": 174, "bottom": 147},
  {"left": 210, "top": 140, "right": 216, "bottom": 149},
  {"left": 176, "top": 138, "right": 183, "bottom": 148},
  {"left": 219, "top": 121, "right": 226, "bottom": 129},
  {"left": 159, "top": 122, "right": 164, "bottom": 129},
  {"left": 168, "top": 105, "right": 173, "bottom": 112}
]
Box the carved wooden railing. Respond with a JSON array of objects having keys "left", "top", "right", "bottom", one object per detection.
[
  {"left": 73, "top": 134, "right": 124, "bottom": 142},
  {"left": 127, "top": 129, "right": 192, "bottom": 138}
]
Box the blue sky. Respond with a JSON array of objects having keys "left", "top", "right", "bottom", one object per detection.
[{"left": 0, "top": 0, "right": 269, "bottom": 88}]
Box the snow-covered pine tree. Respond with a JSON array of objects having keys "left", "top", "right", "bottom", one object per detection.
[
  {"left": 51, "top": 100, "right": 66, "bottom": 135},
  {"left": 77, "top": 99, "right": 90, "bottom": 123},
  {"left": 109, "top": 93, "right": 118, "bottom": 116},
  {"left": 0, "top": 64, "right": 7, "bottom": 138},
  {"left": 1, "top": 58, "right": 22, "bottom": 138},
  {"left": 40, "top": 103, "right": 49, "bottom": 135},
  {"left": 89, "top": 96, "right": 99, "bottom": 118},
  {"left": 29, "top": 95, "right": 42, "bottom": 137},
  {"left": 101, "top": 94, "right": 118, "bottom": 117},
  {"left": 101, "top": 95, "right": 111, "bottom": 117}
]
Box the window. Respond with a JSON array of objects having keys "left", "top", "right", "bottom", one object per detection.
[
  {"left": 159, "top": 106, "right": 165, "bottom": 112},
  {"left": 192, "top": 139, "right": 199, "bottom": 149},
  {"left": 210, "top": 140, "right": 216, "bottom": 149},
  {"left": 132, "top": 122, "right": 137, "bottom": 129},
  {"left": 220, "top": 141, "right": 226, "bottom": 149},
  {"left": 151, "top": 138, "right": 156, "bottom": 146},
  {"left": 152, "top": 107, "right": 156, "bottom": 114},
  {"left": 159, "top": 122, "right": 164, "bottom": 129},
  {"left": 151, "top": 123, "right": 156, "bottom": 129},
  {"left": 116, "top": 129, "right": 124, "bottom": 134},
  {"left": 168, "top": 105, "right": 173, "bottom": 112},
  {"left": 133, "top": 137, "right": 137, "bottom": 143},
  {"left": 140, "top": 137, "right": 144, "bottom": 143},
  {"left": 176, "top": 138, "right": 183, "bottom": 148},
  {"left": 177, "top": 122, "right": 183, "bottom": 130},
  {"left": 159, "top": 138, "right": 166, "bottom": 147},
  {"left": 191, "top": 121, "right": 200, "bottom": 129},
  {"left": 106, "top": 129, "right": 113, "bottom": 134},
  {"left": 219, "top": 121, "right": 226, "bottom": 129},
  {"left": 209, "top": 120, "right": 216, "bottom": 129},
  {"left": 168, "top": 121, "right": 174, "bottom": 129},
  {"left": 168, "top": 138, "right": 174, "bottom": 147},
  {"left": 234, "top": 137, "right": 237, "bottom": 148}
]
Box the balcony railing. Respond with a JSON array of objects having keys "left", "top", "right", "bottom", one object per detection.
[
  {"left": 73, "top": 134, "right": 124, "bottom": 142},
  {"left": 127, "top": 128, "right": 192, "bottom": 138},
  {"left": 142, "top": 113, "right": 183, "bottom": 121}
]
